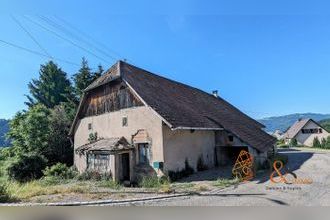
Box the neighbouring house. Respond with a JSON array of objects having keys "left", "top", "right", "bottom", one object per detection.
[
  {"left": 69, "top": 60, "right": 276, "bottom": 183},
  {"left": 283, "top": 118, "right": 330, "bottom": 147},
  {"left": 272, "top": 130, "right": 283, "bottom": 140}
]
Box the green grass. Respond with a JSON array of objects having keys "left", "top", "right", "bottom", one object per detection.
[
  {"left": 139, "top": 176, "right": 169, "bottom": 188},
  {"left": 212, "top": 178, "right": 239, "bottom": 188},
  {"left": 97, "top": 180, "right": 122, "bottom": 190},
  {"left": 4, "top": 180, "right": 91, "bottom": 201}
]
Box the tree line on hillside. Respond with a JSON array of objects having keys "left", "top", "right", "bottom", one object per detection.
[
  {"left": 320, "top": 119, "right": 330, "bottom": 132},
  {"left": 0, "top": 58, "right": 103, "bottom": 182}
]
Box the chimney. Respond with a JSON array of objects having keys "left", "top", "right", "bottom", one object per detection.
[{"left": 212, "top": 90, "right": 218, "bottom": 98}]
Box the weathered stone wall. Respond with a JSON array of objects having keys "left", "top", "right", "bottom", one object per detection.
[
  {"left": 162, "top": 126, "right": 216, "bottom": 172},
  {"left": 74, "top": 106, "right": 164, "bottom": 176}
]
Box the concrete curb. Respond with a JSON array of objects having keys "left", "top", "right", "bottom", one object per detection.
[{"left": 0, "top": 193, "right": 191, "bottom": 206}]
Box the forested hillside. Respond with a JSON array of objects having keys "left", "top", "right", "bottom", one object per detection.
[
  {"left": 320, "top": 119, "right": 330, "bottom": 132},
  {"left": 258, "top": 113, "right": 330, "bottom": 132}
]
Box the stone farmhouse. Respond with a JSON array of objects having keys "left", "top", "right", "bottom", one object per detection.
[{"left": 69, "top": 61, "right": 276, "bottom": 183}]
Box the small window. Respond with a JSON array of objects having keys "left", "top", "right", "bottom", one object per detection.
[
  {"left": 228, "top": 135, "right": 234, "bottom": 142},
  {"left": 88, "top": 123, "right": 92, "bottom": 130},
  {"left": 138, "top": 143, "right": 150, "bottom": 164},
  {"left": 122, "top": 117, "right": 128, "bottom": 127},
  {"left": 319, "top": 128, "right": 323, "bottom": 133}
]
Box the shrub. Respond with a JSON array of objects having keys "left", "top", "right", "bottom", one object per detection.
[
  {"left": 43, "top": 163, "right": 77, "bottom": 179},
  {"left": 290, "top": 138, "right": 298, "bottom": 147},
  {"left": 7, "top": 154, "right": 47, "bottom": 183},
  {"left": 77, "top": 170, "right": 111, "bottom": 181},
  {"left": 197, "top": 155, "right": 207, "bottom": 171},
  {"left": 88, "top": 132, "right": 98, "bottom": 143},
  {"left": 139, "top": 176, "right": 160, "bottom": 188},
  {"left": 312, "top": 137, "right": 322, "bottom": 148},
  {"left": 139, "top": 176, "right": 169, "bottom": 188},
  {"left": 321, "top": 138, "right": 326, "bottom": 148},
  {"left": 0, "top": 183, "right": 12, "bottom": 203},
  {"left": 325, "top": 136, "right": 330, "bottom": 149}
]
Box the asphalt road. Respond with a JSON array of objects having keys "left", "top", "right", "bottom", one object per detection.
[{"left": 141, "top": 149, "right": 330, "bottom": 206}]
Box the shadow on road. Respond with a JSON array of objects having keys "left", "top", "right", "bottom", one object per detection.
[{"left": 253, "top": 150, "right": 314, "bottom": 184}]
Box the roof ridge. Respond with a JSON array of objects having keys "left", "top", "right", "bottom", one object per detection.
[
  {"left": 121, "top": 61, "right": 211, "bottom": 95},
  {"left": 121, "top": 61, "right": 265, "bottom": 129}
]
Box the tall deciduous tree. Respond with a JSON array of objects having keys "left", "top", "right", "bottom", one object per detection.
[
  {"left": 7, "top": 104, "right": 73, "bottom": 166},
  {"left": 25, "top": 61, "right": 74, "bottom": 108},
  {"left": 7, "top": 105, "right": 51, "bottom": 155}
]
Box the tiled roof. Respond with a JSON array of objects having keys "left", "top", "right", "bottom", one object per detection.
[
  {"left": 71, "top": 61, "right": 276, "bottom": 152},
  {"left": 75, "top": 137, "right": 133, "bottom": 153}
]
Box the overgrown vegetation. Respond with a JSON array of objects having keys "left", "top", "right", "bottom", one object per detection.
[
  {"left": 0, "top": 59, "right": 104, "bottom": 186},
  {"left": 0, "top": 183, "right": 15, "bottom": 203},
  {"left": 43, "top": 163, "right": 77, "bottom": 179},
  {"left": 138, "top": 176, "right": 169, "bottom": 188},
  {"left": 7, "top": 153, "right": 47, "bottom": 183},
  {"left": 76, "top": 170, "right": 112, "bottom": 181},
  {"left": 88, "top": 132, "right": 98, "bottom": 143},
  {"left": 0, "top": 59, "right": 108, "bottom": 202},
  {"left": 97, "top": 179, "right": 121, "bottom": 190},
  {"left": 4, "top": 180, "right": 90, "bottom": 201}
]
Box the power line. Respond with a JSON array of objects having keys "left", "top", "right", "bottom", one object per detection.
[
  {"left": 0, "top": 39, "right": 80, "bottom": 66},
  {"left": 23, "top": 15, "right": 113, "bottom": 65},
  {"left": 11, "top": 15, "right": 52, "bottom": 58},
  {"left": 54, "top": 15, "right": 125, "bottom": 60},
  {"left": 38, "top": 15, "right": 119, "bottom": 62}
]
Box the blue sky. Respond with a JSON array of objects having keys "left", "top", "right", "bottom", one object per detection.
[{"left": 1, "top": 0, "right": 330, "bottom": 119}]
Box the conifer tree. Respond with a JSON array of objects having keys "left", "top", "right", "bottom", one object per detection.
[{"left": 25, "top": 61, "right": 74, "bottom": 108}]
